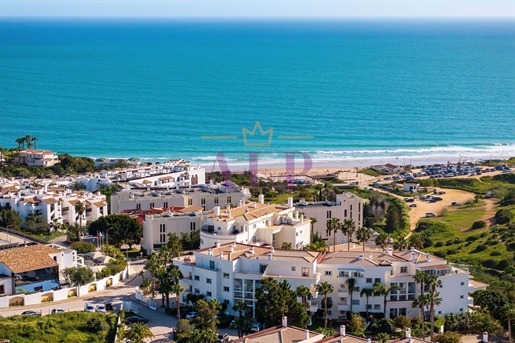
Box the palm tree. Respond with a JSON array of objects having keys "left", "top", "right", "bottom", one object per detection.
[
  {"left": 375, "top": 233, "right": 390, "bottom": 251},
  {"left": 310, "top": 217, "right": 317, "bottom": 241},
  {"left": 296, "top": 284, "right": 312, "bottom": 312},
  {"left": 24, "top": 135, "right": 32, "bottom": 150},
  {"left": 31, "top": 136, "right": 38, "bottom": 150},
  {"left": 15, "top": 137, "right": 25, "bottom": 150},
  {"left": 341, "top": 219, "right": 356, "bottom": 251},
  {"left": 427, "top": 276, "right": 442, "bottom": 341},
  {"left": 360, "top": 287, "right": 375, "bottom": 317},
  {"left": 412, "top": 272, "right": 431, "bottom": 335},
  {"left": 144, "top": 251, "right": 160, "bottom": 298},
  {"left": 165, "top": 233, "right": 182, "bottom": 259},
  {"left": 233, "top": 300, "right": 249, "bottom": 338},
  {"left": 394, "top": 237, "right": 409, "bottom": 251},
  {"left": 122, "top": 322, "right": 154, "bottom": 342},
  {"left": 326, "top": 217, "right": 341, "bottom": 249},
  {"left": 408, "top": 233, "right": 425, "bottom": 250},
  {"left": 373, "top": 282, "right": 400, "bottom": 318},
  {"left": 74, "top": 201, "right": 86, "bottom": 228},
  {"left": 173, "top": 283, "right": 185, "bottom": 320},
  {"left": 355, "top": 227, "right": 371, "bottom": 251},
  {"left": 346, "top": 278, "right": 356, "bottom": 315},
  {"left": 316, "top": 281, "right": 335, "bottom": 328},
  {"left": 304, "top": 240, "right": 328, "bottom": 252},
  {"left": 501, "top": 304, "right": 515, "bottom": 343},
  {"left": 72, "top": 181, "right": 86, "bottom": 191}
]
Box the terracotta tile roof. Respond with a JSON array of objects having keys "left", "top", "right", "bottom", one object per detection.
[
  {"left": 179, "top": 205, "right": 203, "bottom": 213},
  {"left": 23, "top": 197, "right": 41, "bottom": 204},
  {"left": 211, "top": 203, "right": 287, "bottom": 221},
  {"left": 232, "top": 325, "right": 323, "bottom": 343},
  {"left": 0, "top": 245, "right": 60, "bottom": 273},
  {"left": 321, "top": 251, "right": 404, "bottom": 266},
  {"left": 198, "top": 242, "right": 320, "bottom": 262},
  {"left": 42, "top": 197, "right": 58, "bottom": 204},
  {"left": 93, "top": 201, "right": 106, "bottom": 207},
  {"left": 319, "top": 335, "right": 379, "bottom": 343}
]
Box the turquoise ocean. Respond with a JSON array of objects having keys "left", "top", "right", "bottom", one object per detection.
[{"left": 1, "top": 19, "right": 514, "bottom": 169}]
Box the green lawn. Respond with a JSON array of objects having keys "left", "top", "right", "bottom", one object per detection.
[
  {"left": 435, "top": 201, "right": 488, "bottom": 230},
  {"left": 0, "top": 312, "right": 118, "bottom": 343}
]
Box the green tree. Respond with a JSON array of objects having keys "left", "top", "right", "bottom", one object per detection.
[
  {"left": 194, "top": 299, "right": 221, "bottom": 331},
  {"left": 122, "top": 322, "right": 154, "bottom": 342},
  {"left": 375, "top": 233, "right": 390, "bottom": 251},
  {"left": 471, "top": 312, "right": 502, "bottom": 334},
  {"left": 24, "top": 212, "right": 44, "bottom": 233},
  {"left": 310, "top": 217, "right": 317, "bottom": 241},
  {"left": 434, "top": 331, "right": 462, "bottom": 343},
  {"left": 188, "top": 328, "right": 218, "bottom": 343},
  {"left": 62, "top": 267, "right": 94, "bottom": 287},
  {"left": 31, "top": 136, "right": 38, "bottom": 150},
  {"left": 97, "top": 183, "right": 119, "bottom": 205},
  {"left": 378, "top": 332, "right": 390, "bottom": 343},
  {"left": 412, "top": 271, "right": 431, "bottom": 334},
  {"left": 346, "top": 278, "right": 356, "bottom": 315},
  {"left": 70, "top": 241, "right": 96, "bottom": 253},
  {"left": 296, "top": 284, "right": 312, "bottom": 312},
  {"left": 360, "top": 287, "right": 375, "bottom": 317},
  {"left": 317, "top": 281, "right": 335, "bottom": 328},
  {"left": 472, "top": 289, "right": 508, "bottom": 314},
  {"left": 326, "top": 217, "right": 341, "bottom": 249},
  {"left": 304, "top": 233, "right": 328, "bottom": 252},
  {"left": 232, "top": 300, "right": 251, "bottom": 338},
  {"left": 384, "top": 204, "right": 401, "bottom": 234},
  {"left": 355, "top": 227, "right": 371, "bottom": 251},
  {"left": 408, "top": 233, "right": 425, "bottom": 250},
  {"left": 74, "top": 200, "right": 86, "bottom": 228},
  {"left": 426, "top": 276, "right": 443, "bottom": 341},
  {"left": 347, "top": 313, "right": 365, "bottom": 336},
  {"left": 144, "top": 251, "right": 160, "bottom": 298},
  {"left": 500, "top": 304, "right": 515, "bottom": 343},
  {"left": 341, "top": 219, "right": 356, "bottom": 251},
  {"left": 373, "top": 282, "right": 400, "bottom": 318},
  {"left": 172, "top": 283, "right": 184, "bottom": 320},
  {"left": 72, "top": 181, "right": 86, "bottom": 192},
  {"left": 88, "top": 214, "right": 143, "bottom": 247},
  {"left": 0, "top": 208, "right": 22, "bottom": 228},
  {"left": 393, "top": 237, "right": 409, "bottom": 251}
]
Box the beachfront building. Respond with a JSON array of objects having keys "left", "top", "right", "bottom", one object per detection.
[
  {"left": 0, "top": 243, "right": 80, "bottom": 295},
  {"left": 296, "top": 193, "right": 363, "bottom": 245},
  {"left": 141, "top": 205, "right": 207, "bottom": 252},
  {"left": 15, "top": 149, "right": 59, "bottom": 167},
  {"left": 173, "top": 243, "right": 322, "bottom": 317},
  {"left": 110, "top": 181, "right": 251, "bottom": 214},
  {"left": 403, "top": 183, "right": 420, "bottom": 193},
  {"left": 0, "top": 186, "right": 107, "bottom": 225},
  {"left": 200, "top": 196, "right": 311, "bottom": 249},
  {"left": 174, "top": 244, "right": 483, "bottom": 321}
]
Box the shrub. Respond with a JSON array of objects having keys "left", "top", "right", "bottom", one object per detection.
[
  {"left": 466, "top": 235, "right": 479, "bottom": 242},
  {"left": 495, "top": 209, "right": 514, "bottom": 225},
  {"left": 490, "top": 251, "right": 502, "bottom": 256},
  {"left": 480, "top": 232, "right": 488, "bottom": 238},
  {"left": 435, "top": 241, "right": 445, "bottom": 247},
  {"left": 497, "top": 259, "right": 512, "bottom": 269},
  {"left": 434, "top": 251, "right": 447, "bottom": 258},
  {"left": 435, "top": 331, "right": 462, "bottom": 343},
  {"left": 474, "top": 244, "right": 488, "bottom": 252},
  {"left": 447, "top": 249, "right": 458, "bottom": 255},
  {"left": 471, "top": 220, "right": 487, "bottom": 230},
  {"left": 394, "top": 314, "right": 412, "bottom": 329},
  {"left": 370, "top": 318, "right": 396, "bottom": 335},
  {"left": 481, "top": 259, "right": 498, "bottom": 268},
  {"left": 70, "top": 241, "right": 96, "bottom": 254},
  {"left": 423, "top": 237, "right": 434, "bottom": 248}
]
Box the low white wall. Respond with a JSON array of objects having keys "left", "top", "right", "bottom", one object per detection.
[{"left": 0, "top": 270, "right": 128, "bottom": 309}]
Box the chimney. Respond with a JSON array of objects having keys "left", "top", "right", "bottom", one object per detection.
[
  {"left": 216, "top": 241, "right": 220, "bottom": 248},
  {"left": 410, "top": 246, "right": 415, "bottom": 252},
  {"left": 483, "top": 332, "right": 488, "bottom": 343},
  {"left": 232, "top": 242, "right": 237, "bottom": 249},
  {"left": 208, "top": 248, "right": 213, "bottom": 256},
  {"left": 219, "top": 252, "right": 224, "bottom": 260},
  {"left": 295, "top": 211, "right": 299, "bottom": 220},
  {"left": 340, "top": 325, "right": 346, "bottom": 337},
  {"left": 282, "top": 316, "right": 287, "bottom": 328},
  {"left": 387, "top": 247, "right": 393, "bottom": 256},
  {"left": 369, "top": 253, "right": 373, "bottom": 259},
  {"left": 249, "top": 247, "right": 255, "bottom": 254},
  {"left": 253, "top": 202, "right": 257, "bottom": 208},
  {"left": 226, "top": 205, "right": 231, "bottom": 217},
  {"left": 268, "top": 253, "right": 273, "bottom": 260},
  {"left": 287, "top": 197, "right": 293, "bottom": 208},
  {"left": 358, "top": 254, "right": 364, "bottom": 260},
  {"left": 271, "top": 247, "right": 275, "bottom": 253},
  {"left": 230, "top": 244, "right": 234, "bottom": 253},
  {"left": 367, "top": 339, "right": 371, "bottom": 343},
  {"left": 427, "top": 254, "right": 431, "bottom": 262},
  {"left": 258, "top": 194, "right": 264, "bottom": 204},
  {"left": 214, "top": 206, "right": 220, "bottom": 217},
  {"left": 405, "top": 327, "right": 411, "bottom": 339},
  {"left": 411, "top": 252, "right": 415, "bottom": 261},
  {"left": 305, "top": 329, "right": 309, "bottom": 340}
]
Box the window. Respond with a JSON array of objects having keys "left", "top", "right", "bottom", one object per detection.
[
  {"left": 214, "top": 197, "right": 219, "bottom": 204},
  {"left": 223, "top": 286, "right": 230, "bottom": 292},
  {"left": 190, "top": 222, "right": 196, "bottom": 231},
  {"left": 352, "top": 299, "right": 360, "bottom": 305},
  {"left": 353, "top": 271, "right": 364, "bottom": 278},
  {"left": 224, "top": 299, "right": 230, "bottom": 305},
  {"left": 227, "top": 196, "right": 231, "bottom": 203},
  {"left": 291, "top": 266, "right": 296, "bottom": 271},
  {"left": 353, "top": 287, "right": 360, "bottom": 292},
  {"left": 302, "top": 268, "right": 309, "bottom": 277},
  {"left": 194, "top": 288, "right": 200, "bottom": 294},
  {"left": 461, "top": 282, "right": 465, "bottom": 286},
  {"left": 194, "top": 275, "right": 199, "bottom": 281},
  {"left": 223, "top": 273, "right": 230, "bottom": 279},
  {"left": 339, "top": 271, "right": 349, "bottom": 277},
  {"left": 201, "top": 198, "right": 206, "bottom": 205},
  {"left": 344, "top": 209, "right": 347, "bottom": 218},
  {"left": 207, "top": 291, "right": 212, "bottom": 297},
  {"left": 136, "top": 204, "right": 141, "bottom": 210},
  {"left": 259, "top": 264, "right": 267, "bottom": 273},
  {"left": 188, "top": 199, "right": 193, "bottom": 206},
  {"left": 163, "top": 201, "right": 168, "bottom": 208},
  {"left": 207, "top": 278, "right": 212, "bottom": 284},
  {"left": 400, "top": 267, "right": 408, "bottom": 273},
  {"left": 160, "top": 233, "right": 166, "bottom": 243},
  {"left": 460, "top": 308, "right": 464, "bottom": 312},
  {"left": 325, "top": 271, "right": 332, "bottom": 276},
  {"left": 375, "top": 278, "right": 381, "bottom": 284},
  {"left": 327, "top": 210, "right": 332, "bottom": 219},
  {"left": 160, "top": 224, "right": 165, "bottom": 233},
  {"left": 367, "top": 304, "right": 372, "bottom": 309},
  {"left": 366, "top": 278, "right": 373, "bottom": 283},
  {"left": 0, "top": 285, "right": 4, "bottom": 294},
  {"left": 374, "top": 305, "right": 381, "bottom": 310},
  {"left": 150, "top": 202, "right": 154, "bottom": 208},
  {"left": 209, "top": 261, "right": 215, "bottom": 270}
]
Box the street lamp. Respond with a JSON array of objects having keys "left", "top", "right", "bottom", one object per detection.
[{"left": 5, "top": 224, "right": 12, "bottom": 243}]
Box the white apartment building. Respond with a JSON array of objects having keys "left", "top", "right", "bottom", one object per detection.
[
  {"left": 314, "top": 247, "right": 479, "bottom": 319},
  {"left": 0, "top": 186, "right": 107, "bottom": 225},
  {"left": 200, "top": 196, "right": 311, "bottom": 250},
  {"left": 16, "top": 149, "right": 59, "bottom": 167},
  {"left": 142, "top": 206, "right": 207, "bottom": 252},
  {"left": 297, "top": 193, "right": 363, "bottom": 245},
  {"left": 111, "top": 182, "right": 251, "bottom": 214},
  {"left": 173, "top": 243, "right": 322, "bottom": 317},
  {"left": 174, "top": 244, "right": 484, "bottom": 321}
]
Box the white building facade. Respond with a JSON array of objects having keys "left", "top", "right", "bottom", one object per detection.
[{"left": 16, "top": 149, "right": 59, "bottom": 167}]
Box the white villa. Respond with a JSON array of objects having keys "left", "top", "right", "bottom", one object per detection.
[
  {"left": 173, "top": 244, "right": 486, "bottom": 321},
  {"left": 200, "top": 196, "right": 311, "bottom": 250},
  {"left": 296, "top": 193, "right": 363, "bottom": 245},
  {"left": 15, "top": 149, "right": 59, "bottom": 167}
]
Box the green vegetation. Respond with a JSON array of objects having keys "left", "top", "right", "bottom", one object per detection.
[
  {"left": 88, "top": 215, "right": 143, "bottom": 248},
  {"left": 70, "top": 241, "right": 97, "bottom": 253},
  {"left": 359, "top": 168, "right": 386, "bottom": 177},
  {"left": 0, "top": 311, "right": 117, "bottom": 343},
  {"left": 419, "top": 176, "right": 515, "bottom": 197}
]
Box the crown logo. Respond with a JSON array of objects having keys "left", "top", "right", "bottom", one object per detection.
[{"left": 242, "top": 122, "right": 273, "bottom": 146}]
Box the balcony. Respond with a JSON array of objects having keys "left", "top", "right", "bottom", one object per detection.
[
  {"left": 337, "top": 302, "right": 349, "bottom": 311},
  {"left": 310, "top": 300, "right": 319, "bottom": 313},
  {"left": 338, "top": 288, "right": 348, "bottom": 297}
]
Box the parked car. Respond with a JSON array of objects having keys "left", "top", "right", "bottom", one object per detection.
[
  {"left": 426, "top": 212, "right": 437, "bottom": 217},
  {"left": 186, "top": 311, "right": 199, "bottom": 319},
  {"left": 217, "top": 333, "right": 229, "bottom": 343},
  {"left": 125, "top": 316, "right": 148, "bottom": 324},
  {"left": 409, "top": 204, "right": 417, "bottom": 207},
  {"left": 84, "top": 303, "right": 95, "bottom": 312},
  {"left": 251, "top": 322, "right": 264, "bottom": 333},
  {"left": 51, "top": 309, "right": 65, "bottom": 314},
  {"left": 22, "top": 310, "right": 40, "bottom": 316},
  {"left": 96, "top": 304, "right": 107, "bottom": 313},
  {"left": 451, "top": 202, "right": 462, "bottom": 206}
]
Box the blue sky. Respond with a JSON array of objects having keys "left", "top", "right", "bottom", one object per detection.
[{"left": 1, "top": 0, "right": 513, "bottom": 18}]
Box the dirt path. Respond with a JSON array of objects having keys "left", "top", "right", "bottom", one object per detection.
[{"left": 478, "top": 198, "right": 497, "bottom": 227}]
